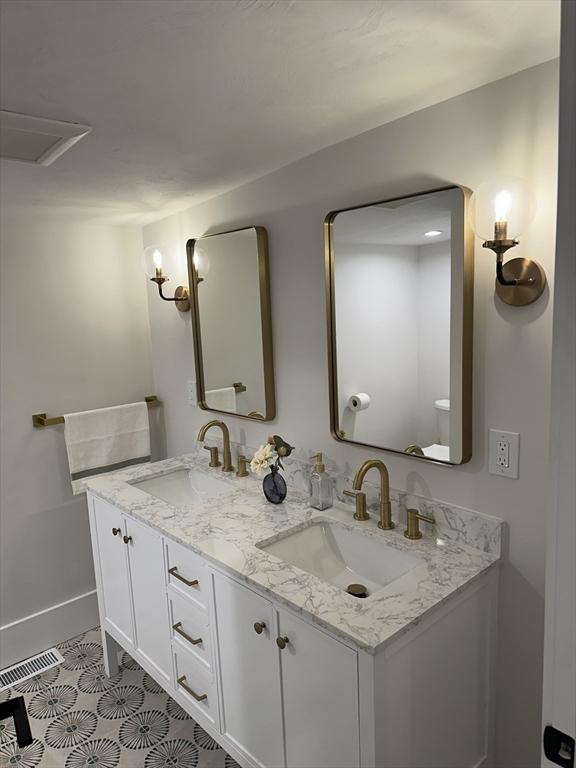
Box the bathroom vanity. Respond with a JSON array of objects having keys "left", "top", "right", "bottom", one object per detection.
[{"left": 86, "top": 454, "right": 500, "bottom": 768}]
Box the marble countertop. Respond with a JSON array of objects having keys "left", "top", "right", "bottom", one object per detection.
[{"left": 86, "top": 454, "right": 500, "bottom": 654}]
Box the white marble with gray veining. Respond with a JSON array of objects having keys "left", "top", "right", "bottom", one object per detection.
[{"left": 86, "top": 453, "right": 501, "bottom": 654}]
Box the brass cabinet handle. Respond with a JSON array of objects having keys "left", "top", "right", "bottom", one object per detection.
[
  {"left": 177, "top": 675, "right": 207, "bottom": 702},
  {"left": 123, "top": 535, "right": 132, "bottom": 544},
  {"left": 173, "top": 622, "right": 202, "bottom": 646},
  {"left": 112, "top": 527, "right": 121, "bottom": 537},
  {"left": 276, "top": 636, "right": 289, "bottom": 650},
  {"left": 168, "top": 566, "right": 199, "bottom": 587},
  {"left": 253, "top": 621, "right": 266, "bottom": 635}
]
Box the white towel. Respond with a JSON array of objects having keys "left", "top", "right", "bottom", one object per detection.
[
  {"left": 422, "top": 443, "right": 450, "bottom": 462},
  {"left": 205, "top": 387, "right": 237, "bottom": 412},
  {"left": 64, "top": 402, "right": 150, "bottom": 483}
]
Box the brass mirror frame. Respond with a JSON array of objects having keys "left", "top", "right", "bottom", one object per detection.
[
  {"left": 324, "top": 185, "right": 474, "bottom": 465},
  {"left": 186, "top": 226, "right": 276, "bottom": 422}
]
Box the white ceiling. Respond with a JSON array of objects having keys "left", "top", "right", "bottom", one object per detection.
[
  {"left": 0, "top": 0, "right": 560, "bottom": 224},
  {"left": 334, "top": 189, "right": 456, "bottom": 247}
]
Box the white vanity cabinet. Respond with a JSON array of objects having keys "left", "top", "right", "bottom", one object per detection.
[
  {"left": 90, "top": 497, "right": 134, "bottom": 647},
  {"left": 89, "top": 496, "right": 172, "bottom": 685},
  {"left": 277, "top": 607, "right": 359, "bottom": 768},
  {"left": 125, "top": 515, "right": 172, "bottom": 684},
  {"left": 213, "top": 574, "right": 284, "bottom": 767},
  {"left": 213, "top": 572, "right": 360, "bottom": 768},
  {"left": 88, "top": 491, "right": 498, "bottom": 768}
]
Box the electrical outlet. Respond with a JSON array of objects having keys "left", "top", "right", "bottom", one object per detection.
[
  {"left": 496, "top": 440, "right": 509, "bottom": 468},
  {"left": 489, "top": 429, "right": 519, "bottom": 478},
  {"left": 187, "top": 380, "right": 197, "bottom": 406}
]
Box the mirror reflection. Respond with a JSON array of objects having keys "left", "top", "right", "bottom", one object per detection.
[
  {"left": 187, "top": 227, "right": 275, "bottom": 421},
  {"left": 325, "top": 187, "right": 472, "bottom": 464}
]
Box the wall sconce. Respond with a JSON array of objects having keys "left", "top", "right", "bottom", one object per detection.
[
  {"left": 470, "top": 177, "right": 546, "bottom": 306},
  {"left": 191, "top": 246, "right": 210, "bottom": 283},
  {"left": 146, "top": 247, "right": 190, "bottom": 312}
]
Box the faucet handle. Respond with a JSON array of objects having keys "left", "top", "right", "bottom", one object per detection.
[
  {"left": 343, "top": 489, "right": 370, "bottom": 522},
  {"left": 236, "top": 455, "right": 251, "bottom": 478},
  {"left": 203, "top": 445, "right": 221, "bottom": 468},
  {"left": 404, "top": 508, "right": 435, "bottom": 540}
]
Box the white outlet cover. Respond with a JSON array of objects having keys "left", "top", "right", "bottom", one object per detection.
[{"left": 489, "top": 429, "right": 520, "bottom": 478}]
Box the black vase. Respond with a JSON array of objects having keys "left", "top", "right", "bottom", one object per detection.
[{"left": 262, "top": 464, "right": 287, "bottom": 504}]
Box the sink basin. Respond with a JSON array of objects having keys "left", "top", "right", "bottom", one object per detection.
[
  {"left": 258, "top": 520, "right": 422, "bottom": 597},
  {"left": 132, "top": 468, "right": 232, "bottom": 507}
]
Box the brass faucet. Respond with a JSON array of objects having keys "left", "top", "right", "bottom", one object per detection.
[
  {"left": 404, "top": 444, "right": 425, "bottom": 456},
  {"left": 404, "top": 508, "right": 435, "bottom": 540},
  {"left": 344, "top": 459, "right": 395, "bottom": 530},
  {"left": 197, "top": 420, "right": 234, "bottom": 473}
]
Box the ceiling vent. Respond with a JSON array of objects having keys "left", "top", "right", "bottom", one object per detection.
[{"left": 0, "top": 110, "right": 91, "bottom": 166}]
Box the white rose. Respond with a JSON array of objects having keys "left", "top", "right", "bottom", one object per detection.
[{"left": 250, "top": 443, "right": 275, "bottom": 474}]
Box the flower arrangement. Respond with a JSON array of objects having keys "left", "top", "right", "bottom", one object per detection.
[
  {"left": 250, "top": 434, "right": 294, "bottom": 474},
  {"left": 250, "top": 434, "right": 294, "bottom": 504}
]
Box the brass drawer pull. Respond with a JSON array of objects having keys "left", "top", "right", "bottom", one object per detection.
[
  {"left": 168, "top": 566, "right": 199, "bottom": 587},
  {"left": 276, "top": 636, "right": 289, "bottom": 650},
  {"left": 177, "top": 675, "right": 207, "bottom": 702},
  {"left": 253, "top": 621, "right": 266, "bottom": 635},
  {"left": 112, "top": 527, "right": 121, "bottom": 537},
  {"left": 123, "top": 535, "right": 132, "bottom": 544},
  {"left": 173, "top": 622, "right": 202, "bottom": 646}
]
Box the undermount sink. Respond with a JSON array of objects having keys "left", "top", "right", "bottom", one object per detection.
[
  {"left": 258, "top": 519, "right": 423, "bottom": 598},
  {"left": 132, "top": 468, "right": 232, "bottom": 507}
]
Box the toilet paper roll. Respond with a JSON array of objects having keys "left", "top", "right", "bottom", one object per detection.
[{"left": 348, "top": 393, "right": 371, "bottom": 411}]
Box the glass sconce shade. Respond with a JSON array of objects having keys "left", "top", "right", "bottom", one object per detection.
[{"left": 469, "top": 177, "right": 536, "bottom": 242}]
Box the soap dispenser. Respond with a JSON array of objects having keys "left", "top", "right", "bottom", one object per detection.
[{"left": 309, "top": 453, "right": 333, "bottom": 511}]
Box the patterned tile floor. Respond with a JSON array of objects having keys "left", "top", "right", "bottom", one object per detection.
[{"left": 0, "top": 627, "right": 239, "bottom": 768}]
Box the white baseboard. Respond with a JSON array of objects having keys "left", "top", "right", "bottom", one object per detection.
[{"left": 0, "top": 590, "right": 99, "bottom": 669}]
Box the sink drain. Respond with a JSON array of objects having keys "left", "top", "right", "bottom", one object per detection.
[{"left": 346, "top": 583, "right": 369, "bottom": 599}]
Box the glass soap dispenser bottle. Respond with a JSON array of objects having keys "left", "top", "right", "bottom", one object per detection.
[{"left": 309, "top": 453, "right": 333, "bottom": 511}]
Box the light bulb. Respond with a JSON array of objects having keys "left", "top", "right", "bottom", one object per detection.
[
  {"left": 144, "top": 245, "right": 167, "bottom": 279},
  {"left": 192, "top": 247, "right": 210, "bottom": 280},
  {"left": 494, "top": 190, "right": 511, "bottom": 222}
]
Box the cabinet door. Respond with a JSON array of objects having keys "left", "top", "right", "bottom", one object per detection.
[
  {"left": 214, "top": 574, "right": 284, "bottom": 768},
  {"left": 125, "top": 516, "right": 172, "bottom": 684},
  {"left": 92, "top": 498, "right": 133, "bottom": 646},
  {"left": 278, "top": 609, "right": 360, "bottom": 768}
]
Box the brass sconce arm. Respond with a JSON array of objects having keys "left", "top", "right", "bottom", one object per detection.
[
  {"left": 150, "top": 275, "right": 190, "bottom": 312},
  {"left": 482, "top": 239, "right": 546, "bottom": 304},
  {"left": 482, "top": 237, "right": 524, "bottom": 286}
]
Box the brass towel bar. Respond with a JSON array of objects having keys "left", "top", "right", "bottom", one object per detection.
[{"left": 32, "top": 396, "right": 160, "bottom": 428}]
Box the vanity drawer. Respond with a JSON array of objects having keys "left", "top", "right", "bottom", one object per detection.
[
  {"left": 165, "top": 539, "right": 209, "bottom": 610},
  {"left": 173, "top": 645, "right": 218, "bottom": 727},
  {"left": 168, "top": 588, "right": 212, "bottom": 670}
]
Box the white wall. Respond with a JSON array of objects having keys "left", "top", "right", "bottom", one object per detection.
[
  {"left": 542, "top": 1, "right": 576, "bottom": 760},
  {"left": 334, "top": 243, "right": 419, "bottom": 447},
  {"left": 143, "top": 61, "right": 559, "bottom": 768},
  {"left": 416, "top": 240, "right": 451, "bottom": 445},
  {"left": 0, "top": 210, "right": 154, "bottom": 665}
]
